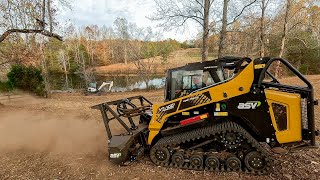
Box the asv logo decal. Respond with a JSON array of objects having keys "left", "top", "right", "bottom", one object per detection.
[
  {"left": 237, "top": 101, "right": 261, "bottom": 109},
  {"left": 110, "top": 153, "right": 121, "bottom": 158}
]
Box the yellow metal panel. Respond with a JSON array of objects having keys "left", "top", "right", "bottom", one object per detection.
[
  {"left": 147, "top": 61, "right": 255, "bottom": 145},
  {"left": 265, "top": 89, "right": 302, "bottom": 143},
  {"left": 213, "top": 112, "right": 228, "bottom": 116},
  {"left": 182, "top": 112, "right": 190, "bottom": 116},
  {"left": 254, "top": 64, "right": 265, "bottom": 69}
]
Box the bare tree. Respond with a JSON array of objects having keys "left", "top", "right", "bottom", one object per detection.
[
  {"left": 84, "top": 25, "right": 100, "bottom": 66},
  {"left": 218, "top": 0, "right": 229, "bottom": 58},
  {"left": 259, "top": 0, "right": 269, "bottom": 57},
  {"left": 275, "top": 0, "right": 302, "bottom": 77},
  {"left": 39, "top": 41, "right": 50, "bottom": 97},
  {"left": 150, "top": 0, "right": 258, "bottom": 60},
  {"left": 0, "top": 0, "right": 63, "bottom": 43},
  {"left": 278, "top": 0, "right": 294, "bottom": 58},
  {"left": 114, "top": 17, "right": 130, "bottom": 64},
  {"left": 150, "top": 0, "right": 214, "bottom": 62},
  {"left": 126, "top": 26, "right": 170, "bottom": 89},
  {"left": 59, "top": 49, "right": 69, "bottom": 89},
  {"left": 218, "top": 0, "right": 258, "bottom": 58},
  {"left": 202, "top": 0, "right": 210, "bottom": 61}
]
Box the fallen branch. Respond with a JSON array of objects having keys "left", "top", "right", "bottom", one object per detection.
[{"left": 0, "top": 28, "right": 63, "bottom": 42}]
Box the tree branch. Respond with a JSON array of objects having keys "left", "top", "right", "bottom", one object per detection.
[
  {"left": 293, "top": 37, "right": 320, "bottom": 49},
  {"left": 227, "top": 0, "right": 257, "bottom": 26},
  {"left": 226, "top": 30, "right": 256, "bottom": 38},
  {"left": 195, "top": 0, "right": 204, "bottom": 9},
  {"left": 0, "top": 28, "right": 63, "bottom": 42},
  {"left": 288, "top": 21, "right": 301, "bottom": 33}
]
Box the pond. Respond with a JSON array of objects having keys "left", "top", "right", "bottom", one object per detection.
[{"left": 48, "top": 73, "right": 166, "bottom": 92}]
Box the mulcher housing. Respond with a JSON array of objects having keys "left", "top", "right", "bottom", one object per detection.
[{"left": 92, "top": 57, "right": 319, "bottom": 174}]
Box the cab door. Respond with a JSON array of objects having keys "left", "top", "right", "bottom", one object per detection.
[{"left": 265, "top": 89, "right": 302, "bottom": 143}]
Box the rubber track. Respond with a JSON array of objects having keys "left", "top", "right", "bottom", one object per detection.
[{"left": 150, "top": 121, "right": 273, "bottom": 174}]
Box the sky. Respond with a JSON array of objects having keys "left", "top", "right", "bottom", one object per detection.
[{"left": 57, "top": 0, "right": 200, "bottom": 41}]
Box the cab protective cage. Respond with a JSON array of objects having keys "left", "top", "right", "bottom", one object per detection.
[{"left": 256, "top": 57, "right": 318, "bottom": 146}]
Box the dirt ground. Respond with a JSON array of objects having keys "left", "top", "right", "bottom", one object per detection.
[{"left": 1, "top": 76, "right": 320, "bottom": 180}]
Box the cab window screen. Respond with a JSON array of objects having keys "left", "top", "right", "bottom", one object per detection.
[
  {"left": 182, "top": 76, "right": 192, "bottom": 89},
  {"left": 272, "top": 103, "right": 288, "bottom": 131}
]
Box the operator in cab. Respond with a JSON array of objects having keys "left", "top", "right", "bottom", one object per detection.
[{"left": 192, "top": 76, "right": 206, "bottom": 89}]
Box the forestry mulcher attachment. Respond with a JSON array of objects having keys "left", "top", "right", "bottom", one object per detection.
[{"left": 92, "top": 57, "right": 319, "bottom": 174}]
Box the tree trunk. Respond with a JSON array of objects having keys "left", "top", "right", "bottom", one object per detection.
[
  {"left": 276, "top": 0, "right": 291, "bottom": 78},
  {"left": 47, "top": 0, "right": 53, "bottom": 33},
  {"left": 202, "top": 0, "right": 210, "bottom": 62},
  {"left": 124, "top": 41, "right": 128, "bottom": 64},
  {"left": 260, "top": 0, "right": 266, "bottom": 57},
  {"left": 61, "top": 51, "right": 69, "bottom": 89},
  {"left": 40, "top": 43, "right": 50, "bottom": 98},
  {"left": 65, "top": 73, "right": 69, "bottom": 89},
  {"left": 218, "top": 0, "right": 229, "bottom": 58},
  {"left": 278, "top": 0, "right": 290, "bottom": 58},
  {"left": 145, "top": 78, "right": 149, "bottom": 90},
  {"left": 42, "top": 0, "right": 46, "bottom": 28},
  {"left": 125, "top": 75, "right": 129, "bottom": 87}
]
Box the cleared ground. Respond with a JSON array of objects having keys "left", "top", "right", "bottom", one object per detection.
[{"left": 0, "top": 75, "right": 320, "bottom": 180}]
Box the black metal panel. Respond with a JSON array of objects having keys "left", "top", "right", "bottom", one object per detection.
[
  {"left": 224, "top": 93, "right": 276, "bottom": 141},
  {"left": 162, "top": 92, "right": 276, "bottom": 142}
]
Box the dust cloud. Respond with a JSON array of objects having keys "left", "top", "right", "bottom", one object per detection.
[{"left": 0, "top": 109, "right": 107, "bottom": 154}]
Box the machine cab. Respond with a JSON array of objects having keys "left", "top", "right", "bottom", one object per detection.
[{"left": 164, "top": 57, "right": 243, "bottom": 101}]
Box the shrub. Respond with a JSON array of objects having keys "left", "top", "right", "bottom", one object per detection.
[
  {"left": 7, "top": 64, "right": 46, "bottom": 96},
  {"left": 0, "top": 80, "right": 12, "bottom": 92},
  {"left": 147, "top": 84, "right": 158, "bottom": 90}
]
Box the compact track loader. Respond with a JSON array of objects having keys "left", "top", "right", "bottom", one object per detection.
[{"left": 92, "top": 57, "right": 319, "bottom": 174}]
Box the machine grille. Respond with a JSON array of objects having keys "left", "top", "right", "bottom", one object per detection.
[{"left": 301, "top": 98, "right": 308, "bottom": 129}]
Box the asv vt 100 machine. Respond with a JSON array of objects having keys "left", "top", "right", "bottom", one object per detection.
[{"left": 92, "top": 57, "right": 319, "bottom": 174}]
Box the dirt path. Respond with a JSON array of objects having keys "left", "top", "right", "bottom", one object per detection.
[{"left": 0, "top": 76, "right": 320, "bottom": 179}]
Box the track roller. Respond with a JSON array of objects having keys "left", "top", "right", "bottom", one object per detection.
[
  {"left": 190, "top": 154, "right": 203, "bottom": 167},
  {"left": 172, "top": 151, "right": 184, "bottom": 165},
  {"left": 205, "top": 155, "right": 220, "bottom": 169},
  {"left": 226, "top": 156, "right": 241, "bottom": 170}
]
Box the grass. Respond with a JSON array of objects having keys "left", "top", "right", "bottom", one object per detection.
[{"left": 94, "top": 48, "right": 214, "bottom": 75}]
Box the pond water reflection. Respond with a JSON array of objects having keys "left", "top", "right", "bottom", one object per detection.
[{"left": 48, "top": 73, "right": 165, "bottom": 92}]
